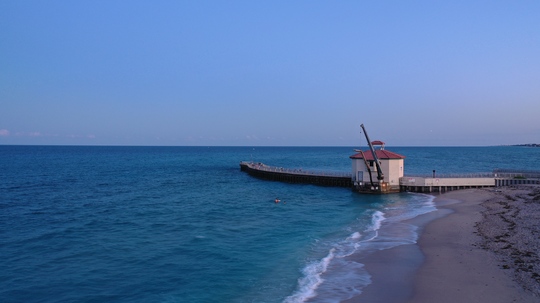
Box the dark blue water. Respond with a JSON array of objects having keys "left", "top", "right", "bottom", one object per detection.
[{"left": 1, "top": 146, "right": 538, "bottom": 302}]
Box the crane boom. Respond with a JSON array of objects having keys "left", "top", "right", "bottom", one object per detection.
[{"left": 360, "top": 124, "right": 384, "bottom": 181}]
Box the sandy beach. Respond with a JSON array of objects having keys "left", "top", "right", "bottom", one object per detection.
[{"left": 345, "top": 185, "right": 540, "bottom": 303}]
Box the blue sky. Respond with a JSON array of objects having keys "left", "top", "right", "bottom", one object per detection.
[{"left": 1, "top": 1, "right": 539, "bottom": 146}]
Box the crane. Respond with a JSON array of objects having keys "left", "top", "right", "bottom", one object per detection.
[{"left": 360, "top": 124, "right": 385, "bottom": 182}]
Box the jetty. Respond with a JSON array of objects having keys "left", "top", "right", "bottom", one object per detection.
[
  {"left": 240, "top": 162, "right": 352, "bottom": 187},
  {"left": 240, "top": 124, "right": 540, "bottom": 194},
  {"left": 240, "top": 162, "right": 540, "bottom": 194},
  {"left": 401, "top": 171, "right": 495, "bottom": 193}
]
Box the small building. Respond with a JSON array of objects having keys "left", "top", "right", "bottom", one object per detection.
[{"left": 349, "top": 141, "right": 405, "bottom": 193}]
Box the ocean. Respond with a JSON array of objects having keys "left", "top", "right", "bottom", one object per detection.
[{"left": 1, "top": 146, "right": 539, "bottom": 303}]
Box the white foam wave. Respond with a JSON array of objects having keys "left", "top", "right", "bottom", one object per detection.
[
  {"left": 368, "top": 210, "right": 385, "bottom": 232},
  {"left": 283, "top": 248, "right": 336, "bottom": 303},
  {"left": 284, "top": 195, "right": 436, "bottom": 303},
  {"left": 355, "top": 210, "right": 385, "bottom": 243},
  {"left": 284, "top": 210, "right": 388, "bottom": 303},
  {"left": 347, "top": 231, "right": 361, "bottom": 240}
]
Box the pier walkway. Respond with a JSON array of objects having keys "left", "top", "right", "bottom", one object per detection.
[
  {"left": 240, "top": 162, "right": 540, "bottom": 193},
  {"left": 494, "top": 169, "right": 540, "bottom": 187},
  {"left": 400, "top": 169, "right": 540, "bottom": 193},
  {"left": 400, "top": 172, "right": 495, "bottom": 193},
  {"left": 239, "top": 161, "right": 352, "bottom": 187}
]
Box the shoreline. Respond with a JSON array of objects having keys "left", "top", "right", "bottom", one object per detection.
[{"left": 344, "top": 186, "right": 540, "bottom": 303}]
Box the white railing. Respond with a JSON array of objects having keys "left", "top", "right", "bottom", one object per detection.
[
  {"left": 404, "top": 172, "right": 494, "bottom": 178},
  {"left": 493, "top": 169, "right": 540, "bottom": 179}
]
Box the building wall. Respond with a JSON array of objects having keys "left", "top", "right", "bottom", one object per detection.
[
  {"left": 351, "top": 158, "right": 374, "bottom": 183},
  {"left": 352, "top": 158, "right": 404, "bottom": 185},
  {"left": 351, "top": 159, "right": 366, "bottom": 182},
  {"left": 382, "top": 159, "right": 404, "bottom": 186}
]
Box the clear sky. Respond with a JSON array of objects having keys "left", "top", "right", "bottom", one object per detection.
[{"left": 1, "top": 1, "right": 539, "bottom": 146}]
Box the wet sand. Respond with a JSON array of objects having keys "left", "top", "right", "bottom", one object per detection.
[{"left": 345, "top": 186, "right": 540, "bottom": 303}]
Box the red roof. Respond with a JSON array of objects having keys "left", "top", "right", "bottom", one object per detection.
[
  {"left": 350, "top": 149, "right": 405, "bottom": 160},
  {"left": 371, "top": 140, "right": 385, "bottom": 145}
]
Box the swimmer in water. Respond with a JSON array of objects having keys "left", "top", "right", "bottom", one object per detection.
[{"left": 275, "top": 198, "right": 280, "bottom": 203}]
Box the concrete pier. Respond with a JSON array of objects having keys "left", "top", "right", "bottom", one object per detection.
[
  {"left": 399, "top": 173, "right": 495, "bottom": 193},
  {"left": 240, "top": 162, "right": 540, "bottom": 194},
  {"left": 240, "top": 161, "right": 352, "bottom": 187},
  {"left": 399, "top": 170, "right": 540, "bottom": 193},
  {"left": 495, "top": 178, "right": 540, "bottom": 186}
]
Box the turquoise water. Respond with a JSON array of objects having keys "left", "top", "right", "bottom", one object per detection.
[{"left": 1, "top": 146, "right": 539, "bottom": 302}]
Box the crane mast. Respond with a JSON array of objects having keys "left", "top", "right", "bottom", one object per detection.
[{"left": 360, "top": 124, "right": 384, "bottom": 182}]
